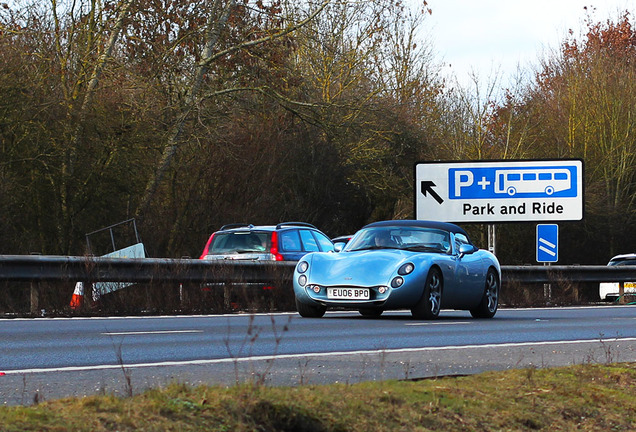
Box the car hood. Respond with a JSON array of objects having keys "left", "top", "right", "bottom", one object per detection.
[{"left": 304, "top": 249, "right": 425, "bottom": 286}]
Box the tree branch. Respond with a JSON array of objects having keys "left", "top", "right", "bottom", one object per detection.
[{"left": 200, "top": 0, "right": 330, "bottom": 67}]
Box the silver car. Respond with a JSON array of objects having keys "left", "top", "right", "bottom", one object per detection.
[{"left": 200, "top": 222, "right": 334, "bottom": 261}]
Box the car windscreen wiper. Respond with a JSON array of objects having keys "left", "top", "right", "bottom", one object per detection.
[{"left": 401, "top": 245, "right": 442, "bottom": 252}]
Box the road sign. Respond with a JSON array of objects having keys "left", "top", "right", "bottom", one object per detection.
[
  {"left": 415, "top": 160, "right": 583, "bottom": 223},
  {"left": 536, "top": 224, "right": 558, "bottom": 263}
]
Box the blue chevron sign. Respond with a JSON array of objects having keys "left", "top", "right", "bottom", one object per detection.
[{"left": 536, "top": 224, "right": 559, "bottom": 263}]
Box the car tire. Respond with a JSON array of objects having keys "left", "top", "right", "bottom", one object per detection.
[
  {"left": 295, "top": 298, "right": 326, "bottom": 318},
  {"left": 470, "top": 268, "right": 499, "bottom": 319},
  {"left": 359, "top": 308, "right": 383, "bottom": 318},
  {"left": 411, "top": 267, "right": 442, "bottom": 320}
]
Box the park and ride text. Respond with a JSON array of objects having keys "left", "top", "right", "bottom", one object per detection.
[{"left": 462, "top": 201, "right": 564, "bottom": 216}]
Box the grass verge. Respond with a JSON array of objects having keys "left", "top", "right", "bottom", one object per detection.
[{"left": 1, "top": 363, "right": 635, "bottom": 431}]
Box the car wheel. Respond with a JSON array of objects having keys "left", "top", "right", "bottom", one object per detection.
[
  {"left": 411, "top": 267, "right": 442, "bottom": 320},
  {"left": 470, "top": 268, "right": 499, "bottom": 318},
  {"left": 295, "top": 297, "right": 326, "bottom": 318},
  {"left": 359, "top": 308, "right": 383, "bottom": 318}
]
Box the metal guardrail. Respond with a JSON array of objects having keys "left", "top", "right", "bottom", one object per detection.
[
  {"left": 0, "top": 255, "right": 297, "bottom": 314},
  {"left": 1, "top": 255, "right": 635, "bottom": 314},
  {"left": 0, "top": 255, "right": 297, "bottom": 283},
  {"left": 500, "top": 265, "right": 636, "bottom": 284},
  {"left": 2, "top": 255, "right": 636, "bottom": 284}
]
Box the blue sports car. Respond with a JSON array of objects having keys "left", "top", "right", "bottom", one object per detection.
[{"left": 293, "top": 220, "right": 501, "bottom": 319}]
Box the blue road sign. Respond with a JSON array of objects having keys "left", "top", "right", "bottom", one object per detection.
[{"left": 537, "top": 224, "right": 558, "bottom": 263}]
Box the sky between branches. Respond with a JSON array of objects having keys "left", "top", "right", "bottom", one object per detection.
[{"left": 419, "top": 0, "right": 635, "bottom": 93}]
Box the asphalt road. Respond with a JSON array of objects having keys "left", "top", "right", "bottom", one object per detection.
[{"left": 2, "top": 305, "right": 636, "bottom": 405}]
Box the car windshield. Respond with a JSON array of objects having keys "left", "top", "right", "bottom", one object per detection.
[
  {"left": 208, "top": 232, "right": 269, "bottom": 254},
  {"left": 345, "top": 226, "right": 451, "bottom": 253},
  {"left": 609, "top": 258, "right": 636, "bottom": 266}
]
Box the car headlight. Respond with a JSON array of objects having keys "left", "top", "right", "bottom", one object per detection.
[
  {"left": 398, "top": 263, "right": 414, "bottom": 275},
  {"left": 298, "top": 275, "right": 307, "bottom": 286},
  {"left": 391, "top": 277, "right": 404, "bottom": 288},
  {"left": 298, "top": 261, "right": 309, "bottom": 273}
]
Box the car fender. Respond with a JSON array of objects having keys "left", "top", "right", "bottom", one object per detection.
[{"left": 293, "top": 252, "right": 318, "bottom": 304}]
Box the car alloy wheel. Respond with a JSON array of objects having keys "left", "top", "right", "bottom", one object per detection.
[
  {"left": 411, "top": 267, "right": 442, "bottom": 320},
  {"left": 470, "top": 268, "right": 499, "bottom": 319}
]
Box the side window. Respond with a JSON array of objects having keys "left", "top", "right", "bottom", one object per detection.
[
  {"left": 313, "top": 231, "right": 334, "bottom": 252},
  {"left": 299, "top": 230, "right": 320, "bottom": 252},
  {"left": 280, "top": 230, "right": 302, "bottom": 251}
]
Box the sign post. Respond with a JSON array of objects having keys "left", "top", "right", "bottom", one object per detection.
[
  {"left": 536, "top": 223, "right": 559, "bottom": 302},
  {"left": 487, "top": 224, "right": 496, "bottom": 255}
]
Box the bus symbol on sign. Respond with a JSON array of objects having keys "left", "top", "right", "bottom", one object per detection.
[
  {"left": 495, "top": 168, "right": 571, "bottom": 196},
  {"left": 449, "top": 165, "right": 578, "bottom": 200}
]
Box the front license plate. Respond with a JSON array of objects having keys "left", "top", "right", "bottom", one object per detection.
[{"left": 327, "top": 288, "right": 370, "bottom": 300}]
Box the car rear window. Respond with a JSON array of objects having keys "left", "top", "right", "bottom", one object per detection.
[{"left": 209, "top": 232, "right": 269, "bottom": 253}]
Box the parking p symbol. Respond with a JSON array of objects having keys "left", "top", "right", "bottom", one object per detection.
[{"left": 454, "top": 170, "right": 474, "bottom": 197}]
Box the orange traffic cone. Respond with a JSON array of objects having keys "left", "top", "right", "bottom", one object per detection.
[{"left": 70, "top": 282, "right": 84, "bottom": 309}]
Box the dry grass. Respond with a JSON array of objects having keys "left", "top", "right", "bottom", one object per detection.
[{"left": 1, "top": 363, "right": 635, "bottom": 431}]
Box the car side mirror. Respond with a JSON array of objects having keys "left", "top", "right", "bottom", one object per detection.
[{"left": 458, "top": 243, "right": 475, "bottom": 258}]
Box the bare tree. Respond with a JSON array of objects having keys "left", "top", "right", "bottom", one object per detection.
[{"left": 135, "top": 0, "right": 330, "bottom": 220}]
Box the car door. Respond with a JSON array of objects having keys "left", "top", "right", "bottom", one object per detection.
[
  {"left": 299, "top": 229, "right": 321, "bottom": 253},
  {"left": 450, "top": 233, "right": 484, "bottom": 307},
  {"left": 279, "top": 229, "right": 305, "bottom": 261}
]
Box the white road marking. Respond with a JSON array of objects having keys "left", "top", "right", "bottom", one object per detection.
[
  {"left": 101, "top": 330, "right": 203, "bottom": 336},
  {"left": 4, "top": 337, "right": 636, "bottom": 375},
  {"left": 405, "top": 322, "right": 470, "bottom": 326}
]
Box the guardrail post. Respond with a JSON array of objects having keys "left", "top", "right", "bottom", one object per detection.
[
  {"left": 619, "top": 281, "right": 625, "bottom": 304},
  {"left": 30, "top": 282, "right": 39, "bottom": 315},
  {"left": 543, "top": 263, "right": 552, "bottom": 304},
  {"left": 224, "top": 284, "right": 231, "bottom": 311}
]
